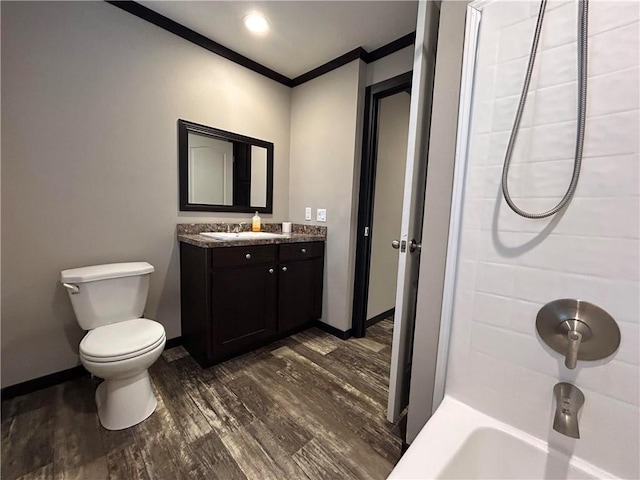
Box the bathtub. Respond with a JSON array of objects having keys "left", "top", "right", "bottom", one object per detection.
[{"left": 388, "top": 397, "right": 616, "bottom": 479}]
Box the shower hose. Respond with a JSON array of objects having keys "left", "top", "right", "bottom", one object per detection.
[{"left": 501, "top": 0, "right": 588, "bottom": 219}]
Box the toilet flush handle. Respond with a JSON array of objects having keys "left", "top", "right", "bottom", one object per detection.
[{"left": 63, "top": 283, "right": 80, "bottom": 294}]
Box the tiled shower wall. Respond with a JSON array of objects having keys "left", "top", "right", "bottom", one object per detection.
[{"left": 445, "top": 1, "right": 639, "bottom": 477}]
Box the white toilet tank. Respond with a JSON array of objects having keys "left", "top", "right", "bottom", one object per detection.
[{"left": 61, "top": 262, "right": 155, "bottom": 330}]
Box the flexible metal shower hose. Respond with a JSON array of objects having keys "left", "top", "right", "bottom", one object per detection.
[{"left": 501, "top": 0, "right": 588, "bottom": 219}]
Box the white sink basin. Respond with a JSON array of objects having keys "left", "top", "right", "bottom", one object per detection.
[{"left": 200, "top": 231, "right": 286, "bottom": 241}]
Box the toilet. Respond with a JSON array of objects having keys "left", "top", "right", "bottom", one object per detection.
[{"left": 61, "top": 262, "right": 166, "bottom": 430}]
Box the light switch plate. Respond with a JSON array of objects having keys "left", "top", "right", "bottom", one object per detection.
[
  {"left": 305, "top": 207, "right": 312, "bottom": 221},
  {"left": 317, "top": 208, "right": 327, "bottom": 222}
]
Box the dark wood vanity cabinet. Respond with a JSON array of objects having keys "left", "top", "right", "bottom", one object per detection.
[
  {"left": 180, "top": 241, "right": 324, "bottom": 367},
  {"left": 210, "top": 258, "right": 278, "bottom": 360},
  {"left": 278, "top": 243, "right": 324, "bottom": 332}
]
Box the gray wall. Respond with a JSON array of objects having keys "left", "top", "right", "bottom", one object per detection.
[
  {"left": 0, "top": 1, "right": 416, "bottom": 387},
  {"left": 289, "top": 60, "right": 367, "bottom": 332},
  {"left": 1, "top": 1, "right": 292, "bottom": 387},
  {"left": 406, "top": 0, "right": 469, "bottom": 442},
  {"left": 367, "top": 92, "right": 410, "bottom": 320}
]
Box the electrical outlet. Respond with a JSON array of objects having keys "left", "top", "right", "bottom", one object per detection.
[
  {"left": 317, "top": 208, "right": 327, "bottom": 222},
  {"left": 305, "top": 207, "right": 312, "bottom": 221}
]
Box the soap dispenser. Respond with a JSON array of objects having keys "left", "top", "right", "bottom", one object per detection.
[{"left": 252, "top": 211, "right": 261, "bottom": 232}]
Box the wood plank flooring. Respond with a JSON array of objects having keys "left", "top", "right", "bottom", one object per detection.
[{"left": 2, "top": 319, "right": 403, "bottom": 480}]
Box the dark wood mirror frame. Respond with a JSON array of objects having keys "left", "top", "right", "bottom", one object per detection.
[{"left": 178, "top": 119, "right": 274, "bottom": 213}]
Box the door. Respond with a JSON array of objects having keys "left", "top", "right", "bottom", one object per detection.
[
  {"left": 387, "top": 0, "right": 439, "bottom": 423},
  {"left": 366, "top": 92, "right": 411, "bottom": 324},
  {"left": 352, "top": 73, "right": 413, "bottom": 338}
]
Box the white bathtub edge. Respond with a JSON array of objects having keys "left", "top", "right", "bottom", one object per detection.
[{"left": 387, "top": 396, "right": 618, "bottom": 479}]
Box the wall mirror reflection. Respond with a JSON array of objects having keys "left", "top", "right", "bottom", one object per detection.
[{"left": 178, "top": 119, "right": 273, "bottom": 212}]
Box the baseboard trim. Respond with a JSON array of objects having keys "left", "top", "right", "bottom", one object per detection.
[
  {"left": 314, "top": 321, "right": 352, "bottom": 340},
  {"left": 1, "top": 336, "right": 185, "bottom": 401},
  {"left": 165, "top": 336, "right": 183, "bottom": 350},
  {"left": 1, "top": 365, "right": 89, "bottom": 401},
  {"left": 366, "top": 308, "right": 395, "bottom": 328},
  {"left": 401, "top": 441, "right": 410, "bottom": 455}
]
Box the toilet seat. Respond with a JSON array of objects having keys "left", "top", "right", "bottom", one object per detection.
[{"left": 80, "top": 318, "right": 166, "bottom": 363}]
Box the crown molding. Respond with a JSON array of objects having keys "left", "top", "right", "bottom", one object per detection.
[{"left": 106, "top": 1, "right": 415, "bottom": 88}]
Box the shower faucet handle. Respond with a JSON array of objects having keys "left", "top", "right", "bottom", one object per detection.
[
  {"left": 565, "top": 329, "right": 583, "bottom": 370},
  {"left": 559, "top": 319, "right": 591, "bottom": 369},
  {"left": 536, "top": 299, "right": 620, "bottom": 370}
]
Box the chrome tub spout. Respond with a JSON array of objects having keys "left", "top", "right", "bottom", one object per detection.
[{"left": 553, "top": 382, "right": 585, "bottom": 439}]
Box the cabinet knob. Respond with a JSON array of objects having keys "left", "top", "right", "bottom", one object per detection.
[
  {"left": 301, "top": 248, "right": 307, "bottom": 254},
  {"left": 282, "top": 266, "right": 288, "bottom": 272},
  {"left": 268, "top": 268, "right": 274, "bottom": 274},
  {"left": 245, "top": 253, "right": 251, "bottom": 260}
]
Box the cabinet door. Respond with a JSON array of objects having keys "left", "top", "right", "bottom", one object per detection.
[
  {"left": 211, "top": 264, "right": 277, "bottom": 359},
  {"left": 278, "top": 257, "right": 324, "bottom": 332}
]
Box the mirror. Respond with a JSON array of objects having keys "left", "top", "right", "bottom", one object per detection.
[{"left": 178, "top": 119, "right": 273, "bottom": 212}]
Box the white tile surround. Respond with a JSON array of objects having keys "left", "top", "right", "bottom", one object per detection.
[{"left": 445, "top": 1, "right": 640, "bottom": 478}]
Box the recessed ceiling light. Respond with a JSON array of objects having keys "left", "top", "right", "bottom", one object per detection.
[{"left": 243, "top": 12, "right": 270, "bottom": 35}]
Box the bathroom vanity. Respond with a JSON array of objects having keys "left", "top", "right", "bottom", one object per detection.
[{"left": 177, "top": 223, "right": 326, "bottom": 367}]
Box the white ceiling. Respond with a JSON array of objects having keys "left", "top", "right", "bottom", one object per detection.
[{"left": 139, "top": 1, "right": 419, "bottom": 79}]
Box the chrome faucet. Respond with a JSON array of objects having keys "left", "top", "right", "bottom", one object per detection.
[
  {"left": 553, "top": 382, "right": 585, "bottom": 439},
  {"left": 232, "top": 222, "right": 246, "bottom": 234}
]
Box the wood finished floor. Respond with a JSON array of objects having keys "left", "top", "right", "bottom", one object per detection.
[{"left": 2, "top": 319, "right": 403, "bottom": 480}]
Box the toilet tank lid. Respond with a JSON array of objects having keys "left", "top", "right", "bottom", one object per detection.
[{"left": 61, "top": 262, "right": 154, "bottom": 283}]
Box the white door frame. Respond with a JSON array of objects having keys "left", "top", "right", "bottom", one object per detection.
[{"left": 431, "top": 2, "right": 484, "bottom": 411}]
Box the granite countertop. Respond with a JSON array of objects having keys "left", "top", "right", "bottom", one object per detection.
[{"left": 177, "top": 223, "right": 327, "bottom": 248}]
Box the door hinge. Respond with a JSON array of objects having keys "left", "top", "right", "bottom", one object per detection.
[{"left": 364, "top": 226, "right": 369, "bottom": 237}]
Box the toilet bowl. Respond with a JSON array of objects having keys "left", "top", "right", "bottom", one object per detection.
[
  {"left": 61, "top": 262, "right": 166, "bottom": 430},
  {"left": 80, "top": 318, "right": 166, "bottom": 430}
]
